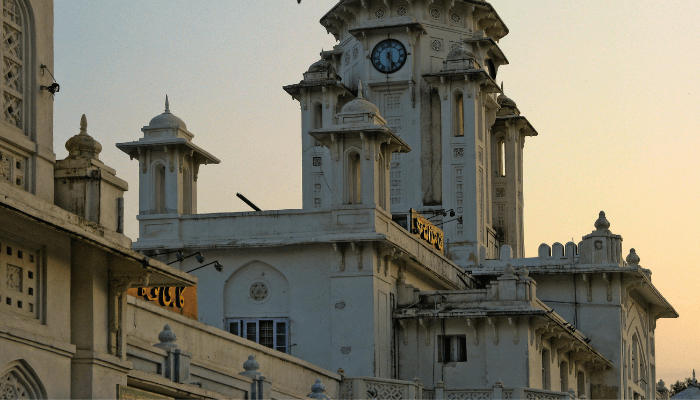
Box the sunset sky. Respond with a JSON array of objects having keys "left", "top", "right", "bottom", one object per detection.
[{"left": 53, "top": 0, "right": 699, "bottom": 383}]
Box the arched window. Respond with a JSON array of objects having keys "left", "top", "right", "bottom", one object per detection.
[
  {"left": 454, "top": 91, "right": 464, "bottom": 137},
  {"left": 498, "top": 138, "right": 506, "bottom": 177},
  {"left": 313, "top": 102, "right": 323, "bottom": 130},
  {"left": 378, "top": 152, "right": 386, "bottom": 210},
  {"left": 347, "top": 151, "right": 361, "bottom": 204},
  {"left": 182, "top": 166, "right": 192, "bottom": 214},
  {"left": 0, "top": 360, "right": 47, "bottom": 399},
  {"left": 2, "top": 0, "right": 24, "bottom": 130},
  {"left": 487, "top": 59, "right": 497, "bottom": 79},
  {"left": 542, "top": 349, "right": 551, "bottom": 389},
  {"left": 560, "top": 361, "right": 569, "bottom": 392},
  {"left": 577, "top": 371, "right": 586, "bottom": 398},
  {"left": 154, "top": 163, "right": 166, "bottom": 213}
]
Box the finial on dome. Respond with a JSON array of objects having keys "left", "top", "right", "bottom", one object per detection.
[
  {"left": 65, "top": 114, "right": 102, "bottom": 159},
  {"left": 79, "top": 114, "right": 88, "bottom": 135},
  {"left": 164, "top": 95, "right": 170, "bottom": 114},
  {"left": 594, "top": 211, "right": 610, "bottom": 231},
  {"left": 501, "top": 82, "right": 504, "bottom": 93},
  {"left": 357, "top": 79, "right": 364, "bottom": 99}
]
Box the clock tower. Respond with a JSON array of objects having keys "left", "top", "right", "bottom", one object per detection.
[{"left": 284, "top": 0, "right": 537, "bottom": 265}]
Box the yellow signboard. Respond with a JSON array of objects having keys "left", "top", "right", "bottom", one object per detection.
[
  {"left": 117, "top": 385, "right": 173, "bottom": 399},
  {"left": 410, "top": 208, "right": 444, "bottom": 251},
  {"left": 127, "top": 286, "right": 198, "bottom": 320}
]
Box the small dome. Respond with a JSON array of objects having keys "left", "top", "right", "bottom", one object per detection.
[
  {"left": 497, "top": 93, "right": 517, "bottom": 108},
  {"left": 149, "top": 95, "right": 187, "bottom": 130},
  {"left": 307, "top": 59, "right": 336, "bottom": 75},
  {"left": 340, "top": 82, "right": 380, "bottom": 116},
  {"left": 341, "top": 97, "right": 380, "bottom": 115},
  {"left": 65, "top": 114, "right": 102, "bottom": 159},
  {"left": 446, "top": 45, "right": 476, "bottom": 62}
]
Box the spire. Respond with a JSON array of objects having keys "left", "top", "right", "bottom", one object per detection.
[
  {"left": 79, "top": 114, "right": 88, "bottom": 136},
  {"left": 357, "top": 79, "right": 363, "bottom": 99},
  {"left": 501, "top": 82, "right": 504, "bottom": 93},
  {"left": 164, "top": 95, "right": 170, "bottom": 114}
]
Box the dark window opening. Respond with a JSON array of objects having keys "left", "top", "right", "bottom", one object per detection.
[{"left": 438, "top": 335, "right": 467, "bottom": 363}]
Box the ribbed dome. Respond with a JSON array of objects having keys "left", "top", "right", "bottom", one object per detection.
[
  {"left": 149, "top": 96, "right": 187, "bottom": 130},
  {"left": 307, "top": 59, "right": 336, "bottom": 75},
  {"left": 446, "top": 45, "right": 476, "bottom": 62},
  {"left": 340, "top": 82, "right": 380, "bottom": 115},
  {"left": 497, "top": 93, "right": 517, "bottom": 108}
]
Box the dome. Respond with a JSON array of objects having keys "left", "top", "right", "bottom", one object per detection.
[
  {"left": 65, "top": 114, "right": 102, "bottom": 159},
  {"left": 340, "top": 82, "right": 380, "bottom": 116},
  {"left": 307, "top": 59, "right": 336, "bottom": 75},
  {"left": 497, "top": 93, "right": 517, "bottom": 108},
  {"left": 446, "top": 45, "right": 476, "bottom": 62},
  {"left": 148, "top": 96, "right": 187, "bottom": 130},
  {"left": 341, "top": 97, "right": 380, "bottom": 115}
]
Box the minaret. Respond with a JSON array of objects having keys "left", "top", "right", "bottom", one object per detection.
[
  {"left": 423, "top": 41, "right": 502, "bottom": 265},
  {"left": 117, "top": 96, "right": 220, "bottom": 221},
  {"left": 490, "top": 85, "right": 537, "bottom": 257},
  {"left": 54, "top": 114, "right": 129, "bottom": 232},
  {"left": 284, "top": 57, "right": 354, "bottom": 210},
  {"left": 308, "top": 81, "right": 410, "bottom": 212}
]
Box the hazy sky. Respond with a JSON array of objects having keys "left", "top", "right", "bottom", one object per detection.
[{"left": 54, "top": 0, "right": 699, "bottom": 384}]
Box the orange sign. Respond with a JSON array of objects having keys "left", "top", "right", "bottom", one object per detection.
[
  {"left": 127, "top": 286, "right": 198, "bottom": 320},
  {"left": 410, "top": 209, "right": 444, "bottom": 251}
]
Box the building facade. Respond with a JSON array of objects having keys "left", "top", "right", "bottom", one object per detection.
[
  {"left": 0, "top": 1, "right": 341, "bottom": 399},
  {"left": 121, "top": 1, "right": 678, "bottom": 400}
]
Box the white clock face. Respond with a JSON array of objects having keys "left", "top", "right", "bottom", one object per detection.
[{"left": 371, "top": 39, "right": 407, "bottom": 74}]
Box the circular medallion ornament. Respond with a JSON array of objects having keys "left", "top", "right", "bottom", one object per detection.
[
  {"left": 249, "top": 282, "right": 268, "bottom": 301},
  {"left": 371, "top": 39, "right": 407, "bottom": 74}
]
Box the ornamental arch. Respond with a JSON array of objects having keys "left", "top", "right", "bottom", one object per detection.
[
  {"left": 0, "top": 359, "right": 47, "bottom": 399},
  {"left": 223, "top": 260, "right": 290, "bottom": 320}
]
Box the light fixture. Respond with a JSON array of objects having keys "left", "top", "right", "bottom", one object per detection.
[
  {"left": 39, "top": 64, "right": 60, "bottom": 96},
  {"left": 186, "top": 261, "right": 223, "bottom": 274},
  {"left": 167, "top": 251, "right": 204, "bottom": 265}
]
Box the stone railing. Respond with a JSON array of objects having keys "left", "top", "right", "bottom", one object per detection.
[
  {"left": 126, "top": 296, "right": 339, "bottom": 399},
  {"left": 339, "top": 376, "right": 423, "bottom": 400},
  {"left": 423, "top": 385, "right": 575, "bottom": 400}
]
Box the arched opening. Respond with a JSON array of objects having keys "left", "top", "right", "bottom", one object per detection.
[
  {"left": 224, "top": 261, "right": 290, "bottom": 354},
  {"left": 313, "top": 102, "right": 323, "bottom": 129},
  {"left": 154, "top": 163, "right": 166, "bottom": 214},
  {"left": 577, "top": 371, "right": 586, "bottom": 398},
  {"left": 498, "top": 138, "right": 506, "bottom": 177},
  {"left": 487, "top": 59, "right": 497, "bottom": 79},
  {"left": 542, "top": 349, "right": 551, "bottom": 390},
  {"left": 347, "top": 151, "right": 362, "bottom": 204},
  {"left": 182, "top": 166, "right": 192, "bottom": 214},
  {"left": 378, "top": 152, "right": 386, "bottom": 210},
  {"left": 1, "top": 0, "right": 26, "bottom": 131},
  {"left": 0, "top": 360, "right": 48, "bottom": 399},
  {"left": 454, "top": 91, "right": 464, "bottom": 137},
  {"left": 559, "top": 361, "right": 569, "bottom": 392}
]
